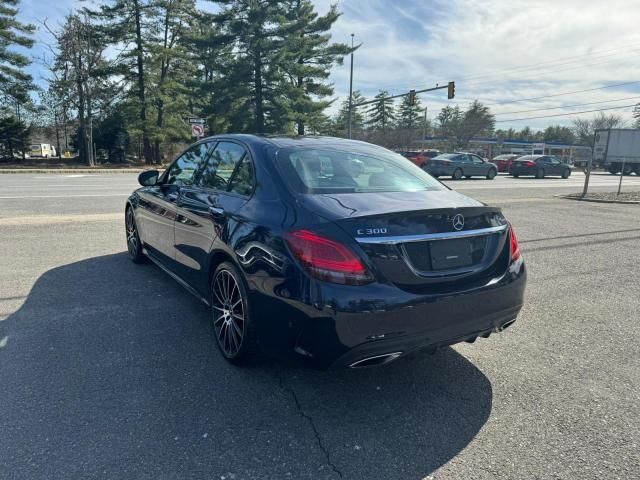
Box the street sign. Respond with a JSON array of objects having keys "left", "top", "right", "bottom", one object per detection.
[
  {"left": 191, "top": 124, "right": 205, "bottom": 137},
  {"left": 188, "top": 117, "right": 206, "bottom": 125}
]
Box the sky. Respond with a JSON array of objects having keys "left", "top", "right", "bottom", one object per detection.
[{"left": 17, "top": 0, "right": 640, "bottom": 131}]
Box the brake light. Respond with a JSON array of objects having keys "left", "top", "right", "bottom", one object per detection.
[
  {"left": 525, "top": 161, "right": 536, "bottom": 167},
  {"left": 509, "top": 222, "right": 521, "bottom": 261},
  {"left": 285, "top": 230, "right": 373, "bottom": 285}
]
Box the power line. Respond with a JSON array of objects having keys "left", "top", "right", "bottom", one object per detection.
[
  {"left": 380, "top": 42, "right": 640, "bottom": 92},
  {"left": 484, "top": 80, "right": 640, "bottom": 106},
  {"left": 495, "top": 103, "right": 637, "bottom": 123},
  {"left": 459, "top": 52, "right": 640, "bottom": 89},
  {"left": 494, "top": 95, "right": 640, "bottom": 116},
  {"left": 443, "top": 47, "right": 640, "bottom": 85}
]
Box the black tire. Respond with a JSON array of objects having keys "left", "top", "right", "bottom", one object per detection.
[
  {"left": 561, "top": 168, "right": 570, "bottom": 179},
  {"left": 535, "top": 168, "right": 545, "bottom": 179},
  {"left": 452, "top": 168, "right": 463, "bottom": 180},
  {"left": 486, "top": 168, "right": 497, "bottom": 180},
  {"left": 210, "top": 261, "right": 258, "bottom": 364},
  {"left": 465, "top": 175, "right": 472, "bottom": 179},
  {"left": 512, "top": 173, "right": 519, "bottom": 178},
  {"left": 125, "top": 207, "right": 146, "bottom": 263}
]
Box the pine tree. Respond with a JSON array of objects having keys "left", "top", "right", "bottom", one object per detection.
[
  {"left": 146, "top": 0, "right": 198, "bottom": 161},
  {"left": 366, "top": 90, "right": 396, "bottom": 131},
  {"left": 92, "top": 0, "right": 158, "bottom": 163},
  {"left": 0, "top": 115, "right": 30, "bottom": 159},
  {"left": 183, "top": 11, "right": 234, "bottom": 134},
  {"left": 0, "top": 0, "right": 35, "bottom": 105},
  {"left": 335, "top": 91, "right": 365, "bottom": 135},
  {"left": 279, "top": 0, "right": 351, "bottom": 135},
  {"left": 215, "top": 0, "right": 290, "bottom": 134},
  {"left": 397, "top": 94, "right": 422, "bottom": 129}
]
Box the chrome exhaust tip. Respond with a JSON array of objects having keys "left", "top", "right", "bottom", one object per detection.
[
  {"left": 494, "top": 319, "right": 516, "bottom": 333},
  {"left": 349, "top": 352, "right": 403, "bottom": 368}
]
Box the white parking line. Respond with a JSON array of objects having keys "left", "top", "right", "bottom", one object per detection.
[
  {"left": 0, "top": 213, "right": 122, "bottom": 226},
  {"left": 0, "top": 194, "right": 130, "bottom": 199}
]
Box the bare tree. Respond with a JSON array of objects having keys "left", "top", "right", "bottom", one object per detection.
[{"left": 572, "top": 112, "right": 625, "bottom": 146}]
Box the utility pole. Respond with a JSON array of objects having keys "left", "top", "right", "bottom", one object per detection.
[
  {"left": 347, "top": 33, "right": 354, "bottom": 139},
  {"left": 86, "top": 12, "right": 94, "bottom": 167}
]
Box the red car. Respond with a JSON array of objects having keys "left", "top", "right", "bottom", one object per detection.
[
  {"left": 492, "top": 154, "right": 520, "bottom": 173},
  {"left": 399, "top": 150, "right": 440, "bottom": 168}
]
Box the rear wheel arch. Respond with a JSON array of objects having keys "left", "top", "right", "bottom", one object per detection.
[{"left": 207, "top": 249, "right": 238, "bottom": 286}]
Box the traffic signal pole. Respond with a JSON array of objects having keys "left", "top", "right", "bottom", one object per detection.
[
  {"left": 352, "top": 82, "right": 455, "bottom": 108},
  {"left": 421, "top": 106, "right": 428, "bottom": 153}
]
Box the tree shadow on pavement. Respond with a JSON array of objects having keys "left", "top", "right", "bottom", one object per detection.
[{"left": 0, "top": 253, "right": 492, "bottom": 480}]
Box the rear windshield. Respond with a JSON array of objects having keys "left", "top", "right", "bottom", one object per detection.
[
  {"left": 276, "top": 147, "right": 445, "bottom": 194},
  {"left": 517, "top": 156, "right": 538, "bottom": 161},
  {"left": 434, "top": 154, "right": 459, "bottom": 160}
]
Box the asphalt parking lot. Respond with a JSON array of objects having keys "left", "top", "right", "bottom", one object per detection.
[{"left": 1, "top": 172, "right": 639, "bottom": 479}]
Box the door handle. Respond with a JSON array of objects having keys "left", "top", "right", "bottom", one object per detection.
[{"left": 209, "top": 206, "right": 225, "bottom": 218}]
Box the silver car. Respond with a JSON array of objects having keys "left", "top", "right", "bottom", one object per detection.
[{"left": 424, "top": 153, "right": 498, "bottom": 180}]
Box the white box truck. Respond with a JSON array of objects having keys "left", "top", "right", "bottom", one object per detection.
[
  {"left": 593, "top": 129, "right": 640, "bottom": 175},
  {"left": 29, "top": 143, "right": 57, "bottom": 158}
]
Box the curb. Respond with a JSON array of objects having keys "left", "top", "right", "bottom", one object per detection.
[{"left": 555, "top": 194, "right": 640, "bottom": 205}]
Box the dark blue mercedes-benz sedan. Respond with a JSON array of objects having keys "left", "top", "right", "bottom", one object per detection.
[{"left": 125, "top": 135, "right": 526, "bottom": 369}]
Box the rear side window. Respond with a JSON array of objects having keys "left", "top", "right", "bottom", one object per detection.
[
  {"left": 228, "top": 158, "right": 254, "bottom": 196},
  {"left": 277, "top": 147, "right": 445, "bottom": 194},
  {"left": 198, "top": 141, "right": 254, "bottom": 195}
]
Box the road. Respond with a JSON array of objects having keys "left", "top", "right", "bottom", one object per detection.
[{"left": 1, "top": 173, "right": 639, "bottom": 479}]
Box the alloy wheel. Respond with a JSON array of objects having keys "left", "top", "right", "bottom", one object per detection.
[
  {"left": 211, "top": 269, "right": 245, "bottom": 357},
  {"left": 126, "top": 208, "right": 139, "bottom": 257}
]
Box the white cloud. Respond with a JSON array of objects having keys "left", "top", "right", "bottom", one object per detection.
[
  {"left": 319, "top": 0, "right": 640, "bottom": 130},
  {"left": 18, "top": 0, "right": 640, "bottom": 132}
]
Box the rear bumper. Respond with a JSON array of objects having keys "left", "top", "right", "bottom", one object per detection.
[
  {"left": 424, "top": 166, "right": 454, "bottom": 176},
  {"left": 509, "top": 167, "right": 536, "bottom": 176},
  {"left": 291, "top": 260, "right": 526, "bottom": 369}
]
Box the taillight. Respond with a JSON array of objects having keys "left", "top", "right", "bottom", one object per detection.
[
  {"left": 285, "top": 230, "right": 373, "bottom": 285},
  {"left": 509, "top": 222, "right": 521, "bottom": 261},
  {"left": 525, "top": 161, "right": 536, "bottom": 167}
]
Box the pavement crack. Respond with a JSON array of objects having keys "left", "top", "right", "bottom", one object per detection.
[{"left": 276, "top": 369, "right": 343, "bottom": 479}]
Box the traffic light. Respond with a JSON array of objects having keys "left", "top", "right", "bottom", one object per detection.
[
  {"left": 408, "top": 89, "right": 416, "bottom": 106},
  {"left": 447, "top": 81, "right": 455, "bottom": 99}
]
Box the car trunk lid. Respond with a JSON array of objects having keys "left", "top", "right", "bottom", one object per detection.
[{"left": 301, "top": 191, "right": 510, "bottom": 291}]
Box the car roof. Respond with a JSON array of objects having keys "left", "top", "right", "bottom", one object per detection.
[{"left": 198, "top": 134, "right": 375, "bottom": 150}]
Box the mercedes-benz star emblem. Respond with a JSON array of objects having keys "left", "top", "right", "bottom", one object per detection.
[{"left": 451, "top": 214, "right": 465, "bottom": 231}]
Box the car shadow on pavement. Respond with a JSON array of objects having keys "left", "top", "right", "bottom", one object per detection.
[{"left": 0, "top": 253, "right": 492, "bottom": 480}]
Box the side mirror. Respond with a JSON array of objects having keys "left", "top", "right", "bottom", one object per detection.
[{"left": 138, "top": 170, "right": 159, "bottom": 186}]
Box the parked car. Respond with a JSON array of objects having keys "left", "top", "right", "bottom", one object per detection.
[
  {"left": 509, "top": 155, "right": 571, "bottom": 178},
  {"left": 126, "top": 135, "right": 526, "bottom": 369},
  {"left": 424, "top": 152, "right": 498, "bottom": 180},
  {"left": 399, "top": 149, "right": 440, "bottom": 168},
  {"left": 492, "top": 154, "right": 520, "bottom": 173}
]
